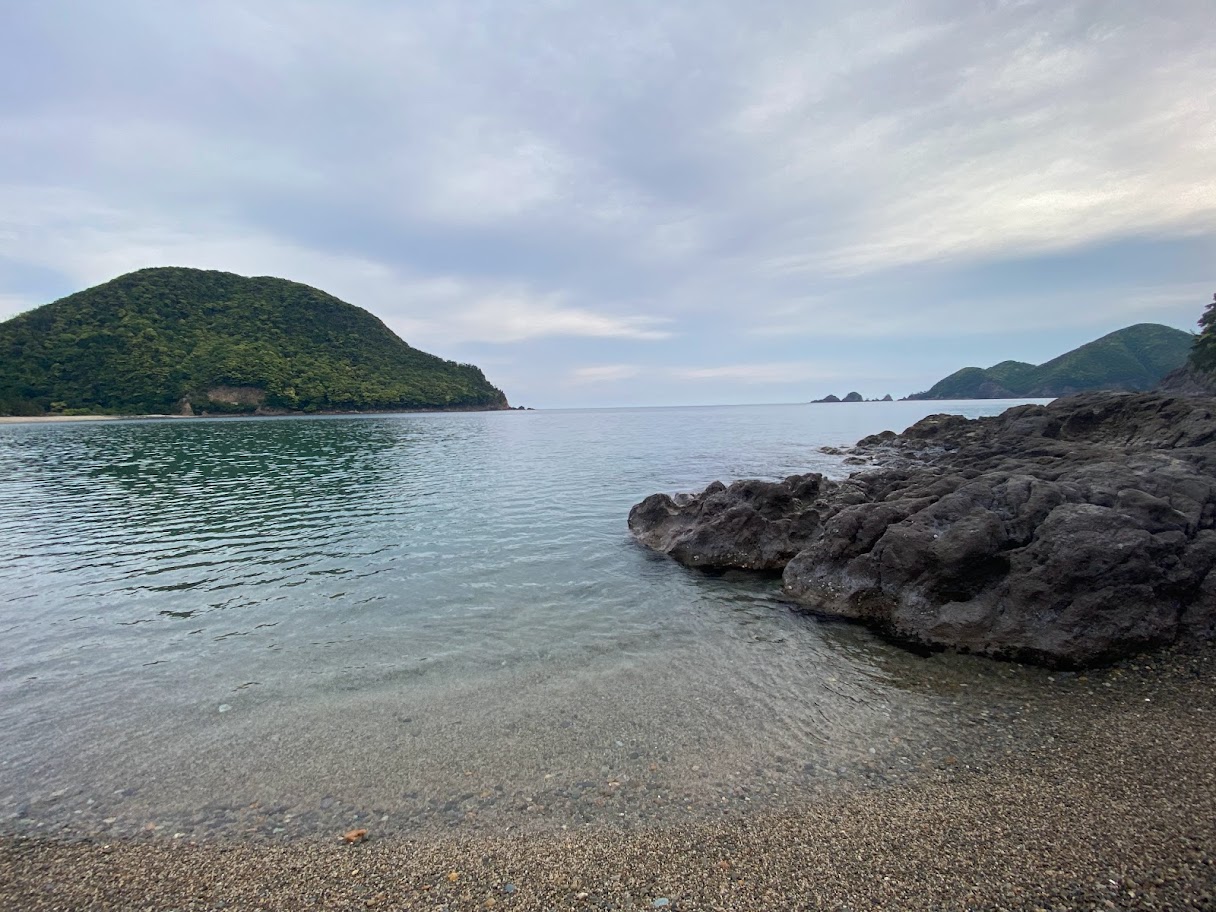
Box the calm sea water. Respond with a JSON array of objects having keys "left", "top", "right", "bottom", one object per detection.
[{"left": 0, "top": 401, "right": 1054, "bottom": 840}]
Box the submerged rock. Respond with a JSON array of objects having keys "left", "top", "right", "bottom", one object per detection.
[{"left": 628, "top": 392, "right": 1216, "bottom": 667}]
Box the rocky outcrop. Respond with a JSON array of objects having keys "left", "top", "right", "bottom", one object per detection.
[
  {"left": 629, "top": 475, "right": 839, "bottom": 571},
  {"left": 1159, "top": 365, "right": 1216, "bottom": 396},
  {"left": 628, "top": 392, "right": 1216, "bottom": 667}
]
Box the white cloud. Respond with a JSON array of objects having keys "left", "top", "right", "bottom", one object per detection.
[
  {"left": 0, "top": 183, "right": 675, "bottom": 348},
  {"left": 394, "top": 291, "right": 673, "bottom": 345},
  {"left": 405, "top": 123, "right": 575, "bottom": 225},
  {"left": 568, "top": 364, "right": 643, "bottom": 384},
  {"left": 671, "top": 362, "right": 847, "bottom": 384},
  {"left": 743, "top": 280, "right": 1213, "bottom": 343},
  {"left": 0, "top": 184, "right": 387, "bottom": 301},
  {"left": 732, "top": 10, "right": 949, "bottom": 136},
  {"left": 728, "top": 5, "right": 1216, "bottom": 275}
]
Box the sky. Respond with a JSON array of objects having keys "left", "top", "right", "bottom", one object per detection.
[{"left": 1, "top": 1, "right": 1214, "bottom": 408}]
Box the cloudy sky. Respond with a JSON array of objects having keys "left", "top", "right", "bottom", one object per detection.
[{"left": 2, "top": 1, "right": 1213, "bottom": 407}]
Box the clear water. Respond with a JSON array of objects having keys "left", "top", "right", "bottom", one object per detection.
[{"left": 0, "top": 401, "right": 1055, "bottom": 840}]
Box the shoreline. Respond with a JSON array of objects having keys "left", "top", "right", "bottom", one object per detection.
[
  {"left": 4, "top": 646, "right": 1213, "bottom": 910},
  {"left": 0, "top": 405, "right": 520, "bottom": 425},
  {"left": 0, "top": 413, "right": 133, "bottom": 424}
]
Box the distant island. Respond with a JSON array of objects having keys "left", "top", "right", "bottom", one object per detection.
[
  {"left": 0, "top": 267, "right": 510, "bottom": 417},
  {"left": 811, "top": 392, "right": 893, "bottom": 403},
  {"left": 906, "top": 323, "right": 1192, "bottom": 400}
]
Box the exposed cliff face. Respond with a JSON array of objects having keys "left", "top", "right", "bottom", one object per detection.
[
  {"left": 629, "top": 393, "right": 1216, "bottom": 668},
  {"left": 204, "top": 385, "right": 267, "bottom": 407}
]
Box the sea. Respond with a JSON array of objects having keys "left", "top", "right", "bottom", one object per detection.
[{"left": 0, "top": 400, "right": 1058, "bottom": 841}]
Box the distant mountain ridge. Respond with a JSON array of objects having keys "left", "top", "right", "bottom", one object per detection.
[
  {"left": 0, "top": 267, "right": 509, "bottom": 416},
  {"left": 907, "top": 323, "right": 1193, "bottom": 400}
]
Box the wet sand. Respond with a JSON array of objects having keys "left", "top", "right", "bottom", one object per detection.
[{"left": 3, "top": 647, "right": 1214, "bottom": 911}]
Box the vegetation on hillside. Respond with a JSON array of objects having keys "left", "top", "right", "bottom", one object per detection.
[
  {"left": 908, "top": 323, "right": 1194, "bottom": 400},
  {"left": 1191, "top": 292, "right": 1216, "bottom": 374},
  {"left": 0, "top": 267, "right": 509, "bottom": 416}
]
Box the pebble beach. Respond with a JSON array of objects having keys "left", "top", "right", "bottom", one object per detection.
[{"left": 4, "top": 647, "right": 1213, "bottom": 912}]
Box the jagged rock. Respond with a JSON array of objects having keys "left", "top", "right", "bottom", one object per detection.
[
  {"left": 628, "top": 392, "right": 1216, "bottom": 667},
  {"left": 628, "top": 475, "right": 838, "bottom": 570}
]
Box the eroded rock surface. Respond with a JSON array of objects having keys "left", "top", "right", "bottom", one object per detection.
[{"left": 628, "top": 393, "right": 1216, "bottom": 667}]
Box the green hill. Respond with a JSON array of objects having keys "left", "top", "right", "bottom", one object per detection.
[
  {"left": 0, "top": 267, "right": 509, "bottom": 416},
  {"left": 908, "top": 324, "right": 1194, "bottom": 400}
]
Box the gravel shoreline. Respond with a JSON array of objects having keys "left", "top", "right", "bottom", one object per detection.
[{"left": 4, "top": 648, "right": 1214, "bottom": 911}]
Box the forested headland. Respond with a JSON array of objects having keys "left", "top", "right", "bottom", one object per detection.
[
  {"left": 907, "top": 323, "right": 1193, "bottom": 400},
  {"left": 0, "top": 267, "right": 509, "bottom": 416}
]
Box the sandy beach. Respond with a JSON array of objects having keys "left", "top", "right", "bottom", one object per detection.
[
  {"left": 3, "top": 646, "right": 1213, "bottom": 911},
  {"left": 0, "top": 414, "right": 134, "bottom": 424}
]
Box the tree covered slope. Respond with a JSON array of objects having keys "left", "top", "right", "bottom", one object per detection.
[
  {"left": 1191, "top": 292, "right": 1216, "bottom": 374},
  {"left": 0, "top": 267, "right": 509, "bottom": 415},
  {"left": 908, "top": 323, "right": 1194, "bottom": 400}
]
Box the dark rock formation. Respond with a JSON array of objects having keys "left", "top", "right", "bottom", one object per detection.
[
  {"left": 629, "top": 475, "right": 836, "bottom": 571},
  {"left": 1159, "top": 365, "right": 1216, "bottom": 396},
  {"left": 842, "top": 391, "right": 864, "bottom": 403},
  {"left": 628, "top": 392, "right": 1216, "bottom": 667}
]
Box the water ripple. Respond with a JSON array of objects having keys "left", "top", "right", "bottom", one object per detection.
[{"left": 0, "top": 403, "right": 1049, "bottom": 838}]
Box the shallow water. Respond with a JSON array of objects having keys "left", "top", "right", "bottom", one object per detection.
[{"left": 0, "top": 401, "right": 1057, "bottom": 840}]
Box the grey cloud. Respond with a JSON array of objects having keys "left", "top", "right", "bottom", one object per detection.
[{"left": 1, "top": 1, "right": 1213, "bottom": 405}]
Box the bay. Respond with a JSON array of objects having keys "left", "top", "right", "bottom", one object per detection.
[{"left": 0, "top": 400, "right": 1052, "bottom": 839}]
